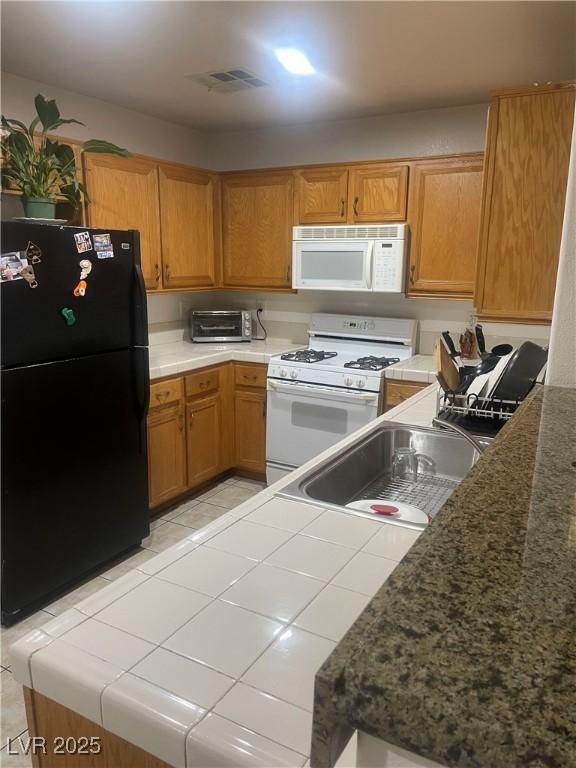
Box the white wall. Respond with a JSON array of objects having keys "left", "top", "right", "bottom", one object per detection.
[
  {"left": 207, "top": 103, "right": 488, "bottom": 170},
  {"left": 1, "top": 73, "right": 210, "bottom": 166},
  {"left": 1, "top": 73, "right": 487, "bottom": 170},
  {"left": 148, "top": 289, "right": 550, "bottom": 354},
  {"left": 546, "top": 104, "right": 576, "bottom": 388},
  {"left": 2, "top": 72, "right": 548, "bottom": 353}
]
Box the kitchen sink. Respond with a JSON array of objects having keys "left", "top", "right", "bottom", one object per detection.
[{"left": 277, "top": 422, "right": 492, "bottom": 528}]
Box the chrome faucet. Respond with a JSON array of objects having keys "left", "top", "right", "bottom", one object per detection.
[{"left": 432, "top": 418, "right": 486, "bottom": 454}]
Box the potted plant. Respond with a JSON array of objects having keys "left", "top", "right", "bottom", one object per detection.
[{"left": 1, "top": 94, "right": 129, "bottom": 220}]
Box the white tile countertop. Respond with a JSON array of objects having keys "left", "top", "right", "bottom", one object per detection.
[
  {"left": 385, "top": 354, "right": 437, "bottom": 383},
  {"left": 148, "top": 338, "right": 303, "bottom": 380},
  {"left": 148, "top": 337, "right": 437, "bottom": 385},
  {"left": 10, "top": 385, "right": 439, "bottom": 768}
]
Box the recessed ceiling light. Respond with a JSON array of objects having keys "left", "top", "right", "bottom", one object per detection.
[{"left": 274, "top": 48, "right": 315, "bottom": 76}]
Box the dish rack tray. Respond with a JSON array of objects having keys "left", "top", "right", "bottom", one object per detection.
[{"left": 436, "top": 388, "right": 521, "bottom": 422}]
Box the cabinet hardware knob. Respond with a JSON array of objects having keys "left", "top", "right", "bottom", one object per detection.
[
  {"left": 178, "top": 413, "right": 184, "bottom": 433},
  {"left": 409, "top": 265, "right": 415, "bottom": 285},
  {"left": 340, "top": 198, "right": 345, "bottom": 217},
  {"left": 286, "top": 264, "right": 292, "bottom": 284},
  {"left": 155, "top": 264, "right": 160, "bottom": 285},
  {"left": 353, "top": 196, "right": 359, "bottom": 216},
  {"left": 164, "top": 263, "right": 171, "bottom": 281}
]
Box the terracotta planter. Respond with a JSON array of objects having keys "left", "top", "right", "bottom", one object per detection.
[{"left": 22, "top": 197, "right": 57, "bottom": 219}]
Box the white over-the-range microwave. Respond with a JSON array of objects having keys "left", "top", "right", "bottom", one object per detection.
[{"left": 292, "top": 223, "right": 407, "bottom": 292}]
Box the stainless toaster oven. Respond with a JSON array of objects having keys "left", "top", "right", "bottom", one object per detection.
[{"left": 190, "top": 310, "right": 252, "bottom": 343}]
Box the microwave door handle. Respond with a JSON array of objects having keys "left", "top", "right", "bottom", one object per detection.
[
  {"left": 292, "top": 243, "right": 300, "bottom": 288},
  {"left": 365, "top": 241, "right": 374, "bottom": 289}
]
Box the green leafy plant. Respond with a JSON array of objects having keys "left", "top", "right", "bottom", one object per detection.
[{"left": 1, "top": 93, "right": 129, "bottom": 208}]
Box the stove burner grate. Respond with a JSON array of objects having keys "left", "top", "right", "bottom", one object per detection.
[
  {"left": 344, "top": 355, "right": 401, "bottom": 371},
  {"left": 280, "top": 349, "right": 338, "bottom": 364}
]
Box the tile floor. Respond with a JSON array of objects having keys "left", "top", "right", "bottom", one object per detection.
[{"left": 0, "top": 475, "right": 265, "bottom": 767}]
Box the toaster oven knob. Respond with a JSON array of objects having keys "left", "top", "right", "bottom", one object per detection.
[
  {"left": 280, "top": 369, "right": 288, "bottom": 378},
  {"left": 289, "top": 369, "right": 298, "bottom": 379},
  {"left": 356, "top": 378, "right": 366, "bottom": 389},
  {"left": 344, "top": 376, "right": 354, "bottom": 387}
]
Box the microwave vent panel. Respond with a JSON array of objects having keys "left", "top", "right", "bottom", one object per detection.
[
  {"left": 187, "top": 68, "right": 268, "bottom": 93},
  {"left": 294, "top": 224, "right": 406, "bottom": 240}
]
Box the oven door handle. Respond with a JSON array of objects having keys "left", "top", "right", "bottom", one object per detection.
[{"left": 267, "top": 379, "right": 379, "bottom": 403}]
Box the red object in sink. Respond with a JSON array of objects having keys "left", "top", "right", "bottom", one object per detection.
[{"left": 369, "top": 504, "right": 400, "bottom": 516}]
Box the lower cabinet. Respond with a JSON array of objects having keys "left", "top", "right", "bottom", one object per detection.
[
  {"left": 147, "top": 362, "right": 267, "bottom": 509},
  {"left": 147, "top": 400, "right": 187, "bottom": 508},
  {"left": 385, "top": 380, "right": 428, "bottom": 410},
  {"left": 186, "top": 394, "right": 221, "bottom": 487},
  {"left": 234, "top": 363, "right": 267, "bottom": 474},
  {"left": 235, "top": 389, "right": 266, "bottom": 473}
]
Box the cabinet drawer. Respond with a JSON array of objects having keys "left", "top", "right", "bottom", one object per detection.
[
  {"left": 235, "top": 364, "right": 267, "bottom": 389},
  {"left": 385, "top": 380, "right": 427, "bottom": 408},
  {"left": 150, "top": 377, "right": 183, "bottom": 408},
  {"left": 186, "top": 368, "right": 220, "bottom": 398}
]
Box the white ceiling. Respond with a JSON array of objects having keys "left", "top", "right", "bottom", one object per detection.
[{"left": 2, "top": 1, "right": 575, "bottom": 132}]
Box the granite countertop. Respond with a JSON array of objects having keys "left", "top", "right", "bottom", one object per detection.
[{"left": 312, "top": 386, "right": 576, "bottom": 768}]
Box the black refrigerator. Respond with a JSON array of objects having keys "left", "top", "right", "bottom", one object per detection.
[{"left": 1, "top": 221, "right": 150, "bottom": 626}]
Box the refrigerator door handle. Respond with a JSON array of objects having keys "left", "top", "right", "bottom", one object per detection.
[
  {"left": 133, "top": 347, "right": 150, "bottom": 440},
  {"left": 131, "top": 230, "right": 148, "bottom": 347}
]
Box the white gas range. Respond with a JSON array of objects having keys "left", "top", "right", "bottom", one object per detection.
[{"left": 266, "top": 313, "right": 417, "bottom": 483}]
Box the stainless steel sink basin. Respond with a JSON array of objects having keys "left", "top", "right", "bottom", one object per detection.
[{"left": 277, "top": 422, "right": 491, "bottom": 528}]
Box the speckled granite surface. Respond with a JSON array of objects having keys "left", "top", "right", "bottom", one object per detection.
[{"left": 311, "top": 386, "right": 576, "bottom": 768}]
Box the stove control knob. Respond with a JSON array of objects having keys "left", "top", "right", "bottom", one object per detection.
[
  {"left": 344, "top": 376, "right": 354, "bottom": 387},
  {"left": 356, "top": 378, "right": 366, "bottom": 389},
  {"left": 280, "top": 369, "right": 288, "bottom": 378},
  {"left": 289, "top": 369, "right": 298, "bottom": 379}
]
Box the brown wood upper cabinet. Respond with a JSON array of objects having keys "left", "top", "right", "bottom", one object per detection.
[
  {"left": 159, "top": 164, "right": 218, "bottom": 289},
  {"left": 84, "top": 155, "right": 218, "bottom": 292},
  {"left": 348, "top": 164, "right": 409, "bottom": 222},
  {"left": 295, "top": 167, "right": 348, "bottom": 223},
  {"left": 295, "top": 163, "right": 409, "bottom": 224},
  {"left": 221, "top": 172, "right": 294, "bottom": 289},
  {"left": 475, "top": 83, "right": 575, "bottom": 323},
  {"left": 83, "top": 154, "right": 161, "bottom": 290},
  {"left": 407, "top": 155, "right": 483, "bottom": 298}
]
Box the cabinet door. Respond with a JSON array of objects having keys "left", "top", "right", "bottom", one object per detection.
[
  {"left": 234, "top": 390, "right": 266, "bottom": 473},
  {"left": 385, "top": 380, "right": 428, "bottom": 410},
  {"left": 295, "top": 168, "right": 348, "bottom": 224},
  {"left": 159, "top": 165, "right": 217, "bottom": 289},
  {"left": 407, "top": 157, "right": 483, "bottom": 297},
  {"left": 349, "top": 164, "right": 408, "bottom": 222},
  {"left": 147, "top": 401, "right": 186, "bottom": 508},
  {"left": 475, "top": 86, "right": 575, "bottom": 322},
  {"left": 222, "top": 173, "right": 294, "bottom": 288},
  {"left": 186, "top": 394, "right": 221, "bottom": 487},
  {"left": 83, "top": 155, "right": 161, "bottom": 291}
]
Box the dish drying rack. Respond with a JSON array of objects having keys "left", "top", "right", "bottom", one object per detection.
[{"left": 436, "top": 387, "right": 521, "bottom": 422}]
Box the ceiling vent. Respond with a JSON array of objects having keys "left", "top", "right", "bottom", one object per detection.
[{"left": 187, "top": 68, "right": 268, "bottom": 93}]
